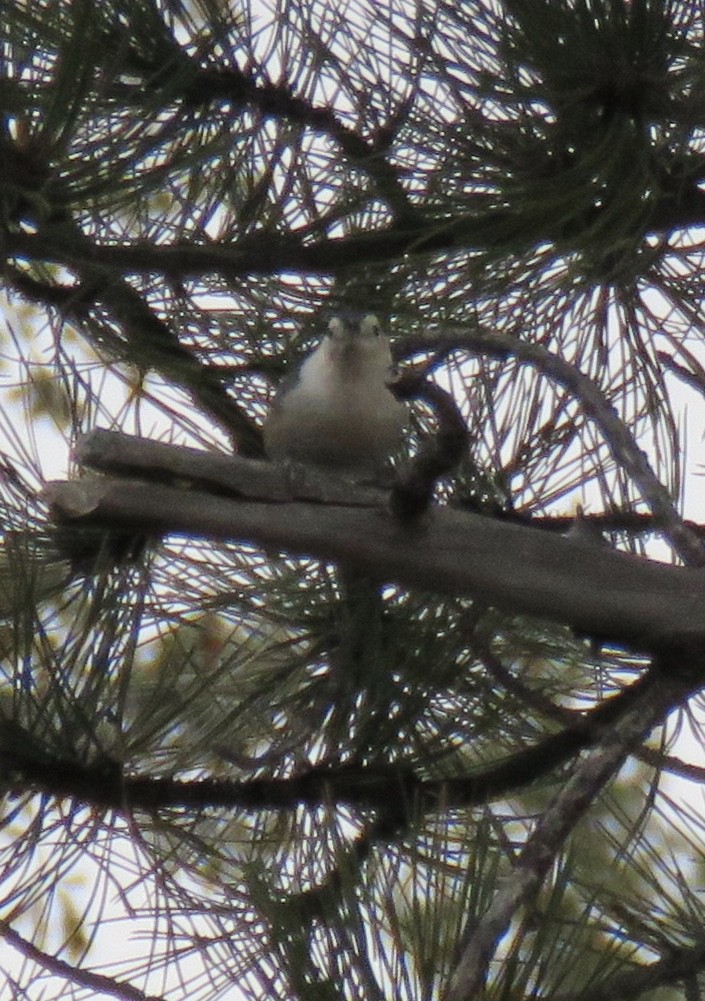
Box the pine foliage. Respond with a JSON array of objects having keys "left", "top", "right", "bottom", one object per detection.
[{"left": 2, "top": 1, "right": 705, "bottom": 999}]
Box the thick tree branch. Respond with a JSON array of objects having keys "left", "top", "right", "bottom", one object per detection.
[
  {"left": 45, "top": 467, "right": 705, "bottom": 648},
  {"left": 0, "top": 668, "right": 675, "bottom": 819},
  {"left": 7, "top": 182, "right": 705, "bottom": 286},
  {"left": 71, "top": 431, "right": 696, "bottom": 542},
  {"left": 3, "top": 218, "right": 454, "bottom": 277},
  {"left": 75, "top": 429, "right": 385, "bottom": 506}
]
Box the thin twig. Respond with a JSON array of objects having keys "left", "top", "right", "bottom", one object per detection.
[{"left": 0, "top": 917, "right": 165, "bottom": 1001}]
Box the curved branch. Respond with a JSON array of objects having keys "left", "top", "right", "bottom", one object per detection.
[
  {"left": 407, "top": 326, "right": 705, "bottom": 566},
  {"left": 3, "top": 225, "right": 263, "bottom": 457},
  {"left": 0, "top": 668, "right": 686, "bottom": 820},
  {"left": 181, "top": 66, "right": 421, "bottom": 226},
  {"left": 391, "top": 373, "right": 470, "bottom": 520}
]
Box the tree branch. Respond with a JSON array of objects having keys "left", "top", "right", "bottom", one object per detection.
[
  {"left": 407, "top": 326, "right": 705, "bottom": 566},
  {"left": 75, "top": 429, "right": 385, "bottom": 507},
  {"left": 553, "top": 942, "right": 705, "bottom": 1001},
  {"left": 180, "top": 66, "right": 421, "bottom": 227},
  {"left": 0, "top": 917, "right": 165, "bottom": 1001},
  {"left": 7, "top": 181, "right": 705, "bottom": 286},
  {"left": 442, "top": 669, "right": 692, "bottom": 1001},
  {"left": 0, "top": 667, "right": 677, "bottom": 819},
  {"left": 390, "top": 373, "right": 470, "bottom": 520},
  {"left": 45, "top": 465, "right": 705, "bottom": 648},
  {"left": 2, "top": 211, "right": 262, "bottom": 456}
]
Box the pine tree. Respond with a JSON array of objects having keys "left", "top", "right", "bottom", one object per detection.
[{"left": 2, "top": 1, "right": 705, "bottom": 999}]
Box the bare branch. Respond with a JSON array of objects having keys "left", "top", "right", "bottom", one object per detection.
[
  {"left": 0, "top": 917, "right": 166, "bottom": 1001},
  {"left": 76, "top": 429, "right": 385, "bottom": 506},
  {"left": 443, "top": 670, "right": 691, "bottom": 1001},
  {"left": 45, "top": 468, "right": 705, "bottom": 648}
]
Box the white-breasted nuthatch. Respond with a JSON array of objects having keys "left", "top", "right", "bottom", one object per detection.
[{"left": 263, "top": 314, "right": 406, "bottom": 476}]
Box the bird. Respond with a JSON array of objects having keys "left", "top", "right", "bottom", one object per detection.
[
  {"left": 263, "top": 313, "right": 406, "bottom": 477},
  {"left": 263, "top": 314, "right": 406, "bottom": 749}
]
